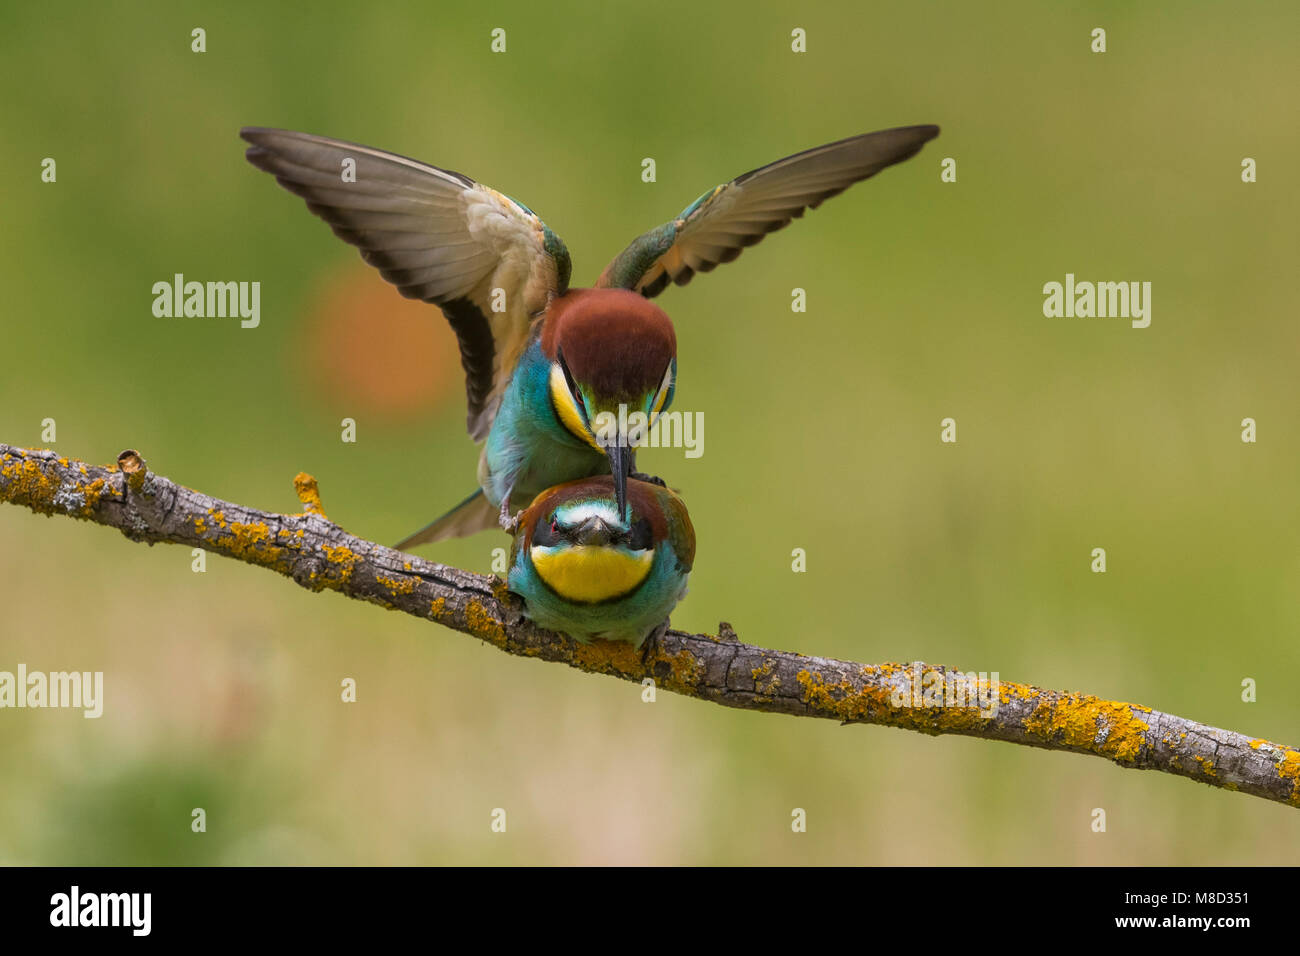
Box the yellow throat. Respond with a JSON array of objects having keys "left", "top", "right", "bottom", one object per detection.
[{"left": 530, "top": 544, "right": 654, "bottom": 603}]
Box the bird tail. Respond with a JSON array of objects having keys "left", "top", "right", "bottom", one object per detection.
[{"left": 394, "top": 489, "right": 499, "bottom": 550}]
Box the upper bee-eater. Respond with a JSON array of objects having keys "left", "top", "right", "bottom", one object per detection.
[
  {"left": 239, "top": 124, "right": 939, "bottom": 546},
  {"left": 507, "top": 475, "right": 695, "bottom": 646}
]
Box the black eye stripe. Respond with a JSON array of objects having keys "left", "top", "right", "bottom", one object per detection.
[
  {"left": 531, "top": 514, "right": 559, "bottom": 547},
  {"left": 532, "top": 512, "right": 652, "bottom": 551},
  {"left": 555, "top": 348, "right": 583, "bottom": 413},
  {"left": 627, "top": 517, "right": 653, "bottom": 552}
]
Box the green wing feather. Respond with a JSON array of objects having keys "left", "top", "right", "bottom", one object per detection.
[{"left": 598, "top": 125, "right": 939, "bottom": 296}]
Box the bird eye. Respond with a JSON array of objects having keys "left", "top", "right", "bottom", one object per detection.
[{"left": 532, "top": 515, "right": 560, "bottom": 547}]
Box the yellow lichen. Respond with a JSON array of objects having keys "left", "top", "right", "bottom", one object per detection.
[
  {"left": 1279, "top": 751, "right": 1300, "bottom": 806},
  {"left": 230, "top": 522, "right": 270, "bottom": 546},
  {"left": 0, "top": 458, "right": 58, "bottom": 513},
  {"left": 293, "top": 472, "right": 327, "bottom": 518},
  {"left": 321, "top": 545, "right": 358, "bottom": 585},
  {"left": 572, "top": 638, "right": 641, "bottom": 674},
  {"left": 656, "top": 647, "right": 702, "bottom": 691},
  {"left": 465, "top": 600, "right": 507, "bottom": 646},
  {"left": 78, "top": 478, "right": 106, "bottom": 516},
  {"left": 797, "top": 669, "right": 877, "bottom": 723},
  {"left": 1022, "top": 693, "right": 1150, "bottom": 764},
  {"left": 376, "top": 574, "right": 417, "bottom": 596},
  {"left": 795, "top": 664, "right": 998, "bottom": 736},
  {"left": 575, "top": 640, "right": 699, "bottom": 692},
  {"left": 1250, "top": 740, "right": 1300, "bottom": 805},
  {"left": 1, "top": 458, "right": 113, "bottom": 518},
  {"left": 752, "top": 659, "right": 781, "bottom": 695},
  {"left": 217, "top": 520, "right": 284, "bottom": 567}
]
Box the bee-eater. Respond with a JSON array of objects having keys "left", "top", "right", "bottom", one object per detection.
[
  {"left": 239, "top": 124, "right": 938, "bottom": 546},
  {"left": 506, "top": 476, "right": 695, "bottom": 646}
]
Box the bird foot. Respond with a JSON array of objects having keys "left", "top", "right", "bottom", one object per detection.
[
  {"left": 639, "top": 618, "right": 671, "bottom": 664},
  {"left": 498, "top": 498, "right": 522, "bottom": 534},
  {"left": 630, "top": 471, "right": 667, "bottom": 488}
]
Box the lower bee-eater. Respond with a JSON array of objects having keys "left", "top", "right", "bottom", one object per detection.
[{"left": 507, "top": 476, "right": 695, "bottom": 647}]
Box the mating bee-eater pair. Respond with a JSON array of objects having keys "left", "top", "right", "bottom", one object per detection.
[{"left": 241, "top": 123, "right": 938, "bottom": 645}]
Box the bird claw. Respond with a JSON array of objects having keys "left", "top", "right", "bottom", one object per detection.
[
  {"left": 639, "top": 618, "right": 671, "bottom": 663},
  {"left": 498, "top": 498, "right": 521, "bottom": 534},
  {"left": 630, "top": 471, "right": 667, "bottom": 488}
]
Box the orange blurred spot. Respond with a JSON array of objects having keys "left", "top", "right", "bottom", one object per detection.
[{"left": 301, "top": 263, "right": 462, "bottom": 420}]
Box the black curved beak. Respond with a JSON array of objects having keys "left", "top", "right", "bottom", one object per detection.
[{"left": 606, "top": 442, "right": 631, "bottom": 522}]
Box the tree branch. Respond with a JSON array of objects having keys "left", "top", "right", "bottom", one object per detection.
[{"left": 3, "top": 441, "right": 1297, "bottom": 809}]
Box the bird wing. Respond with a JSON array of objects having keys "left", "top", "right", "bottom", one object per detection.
[
  {"left": 658, "top": 486, "right": 696, "bottom": 572},
  {"left": 596, "top": 125, "right": 939, "bottom": 297},
  {"left": 393, "top": 487, "right": 499, "bottom": 551},
  {"left": 241, "top": 127, "right": 572, "bottom": 440}
]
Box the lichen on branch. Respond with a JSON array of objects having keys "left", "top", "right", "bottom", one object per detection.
[{"left": 2, "top": 441, "right": 1297, "bottom": 809}]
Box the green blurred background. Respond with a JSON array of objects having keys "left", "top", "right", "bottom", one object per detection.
[{"left": 1, "top": 0, "right": 1297, "bottom": 864}]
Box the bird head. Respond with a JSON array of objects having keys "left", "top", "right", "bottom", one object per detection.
[
  {"left": 518, "top": 477, "right": 660, "bottom": 605},
  {"left": 542, "top": 289, "right": 676, "bottom": 520}
]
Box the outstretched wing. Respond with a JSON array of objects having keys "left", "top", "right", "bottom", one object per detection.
[
  {"left": 241, "top": 127, "right": 572, "bottom": 440},
  {"left": 597, "top": 125, "right": 938, "bottom": 297}
]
